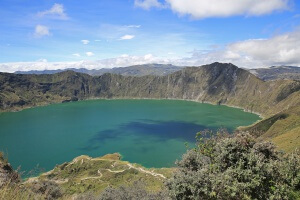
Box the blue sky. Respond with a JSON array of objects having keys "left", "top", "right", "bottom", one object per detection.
[{"left": 0, "top": 0, "right": 300, "bottom": 72}]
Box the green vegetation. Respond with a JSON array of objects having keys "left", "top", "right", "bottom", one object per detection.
[
  {"left": 0, "top": 131, "right": 299, "bottom": 199},
  {"left": 242, "top": 105, "right": 300, "bottom": 153},
  {"left": 166, "top": 131, "right": 300, "bottom": 200},
  {"left": 1, "top": 152, "right": 172, "bottom": 199},
  {"left": 22, "top": 153, "right": 172, "bottom": 199},
  {"left": 76, "top": 181, "right": 170, "bottom": 200},
  {"left": 0, "top": 178, "right": 61, "bottom": 200},
  {"left": 0, "top": 184, "right": 40, "bottom": 200}
]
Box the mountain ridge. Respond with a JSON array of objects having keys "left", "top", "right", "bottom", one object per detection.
[
  {"left": 1, "top": 62, "right": 300, "bottom": 117},
  {"left": 14, "top": 64, "right": 182, "bottom": 77},
  {"left": 249, "top": 65, "right": 300, "bottom": 81}
]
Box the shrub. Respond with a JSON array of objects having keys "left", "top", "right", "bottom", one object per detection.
[
  {"left": 76, "top": 181, "right": 170, "bottom": 200},
  {"left": 166, "top": 131, "right": 300, "bottom": 200},
  {"left": 29, "top": 180, "right": 63, "bottom": 199},
  {"left": 0, "top": 184, "right": 42, "bottom": 200}
]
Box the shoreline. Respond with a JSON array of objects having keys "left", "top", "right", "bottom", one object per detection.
[
  {"left": 0, "top": 97, "right": 263, "bottom": 177},
  {"left": 0, "top": 97, "right": 264, "bottom": 119},
  {"left": 0, "top": 97, "right": 264, "bottom": 132}
]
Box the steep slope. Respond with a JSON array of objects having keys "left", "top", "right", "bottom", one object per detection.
[
  {"left": 241, "top": 105, "right": 300, "bottom": 152},
  {"left": 2, "top": 62, "right": 300, "bottom": 116},
  {"left": 0, "top": 71, "right": 93, "bottom": 110}
]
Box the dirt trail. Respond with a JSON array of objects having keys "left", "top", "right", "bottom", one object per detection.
[
  {"left": 127, "top": 164, "right": 166, "bottom": 179},
  {"left": 27, "top": 156, "right": 166, "bottom": 184}
]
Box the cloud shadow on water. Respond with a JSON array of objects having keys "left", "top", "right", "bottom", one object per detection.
[{"left": 80, "top": 120, "right": 215, "bottom": 151}]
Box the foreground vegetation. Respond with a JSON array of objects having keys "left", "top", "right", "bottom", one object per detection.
[
  {"left": 1, "top": 130, "right": 299, "bottom": 200},
  {"left": 167, "top": 131, "right": 300, "bottom": 199},
  {"left": 0, "top": 153, "right": 172, "bottom": 199}
]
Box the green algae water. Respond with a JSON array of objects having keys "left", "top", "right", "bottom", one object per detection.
[{"left": 0, "top": 99, "right": 260, "bottom": 173}]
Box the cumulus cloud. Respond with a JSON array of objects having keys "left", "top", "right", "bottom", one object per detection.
[
  {"left": 170, "top": 30, "right": 300, "bottom": 68},
  {"left": 81, "top": 40, "right": 90, "bottom": 45},
  {"left": 167, "top": 0, "right": 290, "bottom": 18},
  {"left": 134, "top": 0, "right": 163, "bottom": 9},
  {"left": 34, "top": 25, "right": 51, "bottom": 38},
  {"left": 94, "top": 54, "right": 166, "bottom": 67},
  {"left": 86, "top": 52, "right": 95, "bottom": 57},
  {"left": 37, "top": 3, "right": 68, "bottom": 20},
  {"left": 136, "top": 0, "right": 290, "bottom": 18},
  {"left": 225, "top": 30, "right": 300, "bottom": 66},
  {"left": 119, "top": 35, "right": 135, "bottom": 40}
]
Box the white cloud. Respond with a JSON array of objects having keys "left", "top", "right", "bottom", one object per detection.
[
  {"left": 126, "top": 25, "right": 141, "bottom": 28},
  {"left": 97, "top": 24, "right": 141, "bottom": 40},
  {"left": 72, "top": 53, "right": 81, "bottom": 57},
  {"left": 81, "top": 40, "right": 90, "bottom": 45},
  {"left": 134, "top": 0, "right": 163, "bottom": 10},
  {"left": 88, "top": 54, "right": 169, "bottom": 67},
  {"left": 34, "top": 25, "right": 51, "bottom": 38},
  {"left": 225, "top": 30, "right": 300, "bottom": 66},
  {"left": 167, "top": 0, "right": 290, "bottom": 18},
  {"left": 136, "top": 0, "right": 290, "bottom": 18},
  {"left": 119, "top": 35, "right": 135, "bottom": 40},
  {"left": 169, "top": 30, "right": 300, "bottom": 68},
  {"left": 36, "top": 58, "right": 48, "bottom": 62},
  {"left": 86, "top": 52, "right": 95, "bottom": 57},
  {"left": 0, "top": 54, "right": 170, "bottom": 73},
  {"left": 94, "top": 40, "right": 101, "bottom": 42},
  {"left": 38, "top": 3, "right": 68, "bottom": 20}
]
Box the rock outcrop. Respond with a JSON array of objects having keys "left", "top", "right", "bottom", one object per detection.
[{"left": 0, "top": 154, "right": 19, "bottom": 188}]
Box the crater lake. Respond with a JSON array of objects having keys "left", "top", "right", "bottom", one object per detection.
[{"left": 0, "top": 99, "right": 260, "bottom": 173}]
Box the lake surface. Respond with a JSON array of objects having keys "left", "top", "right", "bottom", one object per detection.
[{"left": 0, "top": 99, "right": 260, "bottom": 173}]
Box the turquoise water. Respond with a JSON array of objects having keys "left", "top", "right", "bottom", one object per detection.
[{"left": 0, "top": 99, "right": 260, "bottom": 173}]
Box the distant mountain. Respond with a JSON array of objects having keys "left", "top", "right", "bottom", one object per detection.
[
  {"left": 249, "top": 66, "right": 300, "bottom": 81},
  {"left": 14, "top": 64, "right": 183, "bottom": 77}
]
